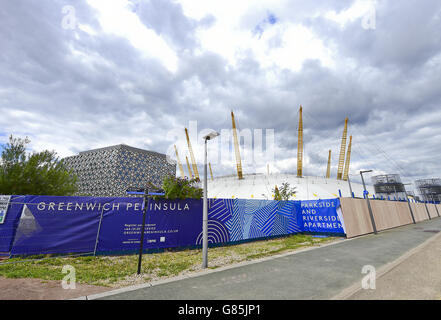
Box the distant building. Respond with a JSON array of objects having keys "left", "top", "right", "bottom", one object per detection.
[{"left": 63, "top": 144, "right": 176, "bottom": 197}]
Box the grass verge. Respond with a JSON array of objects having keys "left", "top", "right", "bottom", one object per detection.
[{"left": 0, "top": 234, "right": 342, "bottom": 288}]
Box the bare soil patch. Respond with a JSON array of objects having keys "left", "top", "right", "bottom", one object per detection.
[{"left": 0, "top": 277, "right": 110, "bottom": 300}]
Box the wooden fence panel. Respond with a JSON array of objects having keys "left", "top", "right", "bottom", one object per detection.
[
  {"left": 340, "top": 199, "right": 438, "bottom": 238},
  {"left": 370, "top": 200, "right": 393, "bottom": 231},
  {"left": 394, "top": 201, "right": 414, "bottom": 225},
  {"left": 411, "top": 203, "right": 429, "bottom": 222},
  {"left": 339, "top": 198, "right": 374, "bottom": 238},
  {"left": 428, "top": 204, "right": 439, "bottom": 219},
  {"left": 370, "top": 200, "right": 412, "bottom": 231}
]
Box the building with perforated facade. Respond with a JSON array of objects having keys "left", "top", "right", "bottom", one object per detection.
[{"left": 63, "top": 144, "right": 176, "bottom": 197}]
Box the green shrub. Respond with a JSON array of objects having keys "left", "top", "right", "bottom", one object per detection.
[
  {"left": 273, "top": 182, "right": 297, "bottom": 201},
  {"left": 159, "top": 176, "right": 203, "bottom": 200}
]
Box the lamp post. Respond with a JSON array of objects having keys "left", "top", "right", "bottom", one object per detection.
[
  {"left": 360, "top": 170, "right": 377, "bottom": 234},
  {"left": 202, "top": 131, "right": 220, "bottom": 269}
]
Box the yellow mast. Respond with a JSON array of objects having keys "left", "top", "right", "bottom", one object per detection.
[
  {"left": 185, "top": 156, "right": 194, "bottom": 179},
  {"left": 297, "top": 106, "right": 303, "bottom": 178},
  {"left": 326, "top": 150, "right": 332, "bottom": 179},
  {"left": 185, "top": 128, "right": 200, "bottom": 180},
  {"left": 343, "top": 136, "right": 352, "bottom": 181},
  {"left": 231, "top": 111, "right": 243, "bottom": 180},
  {"left": 174, "top": 145, "right": 185, "bottom": 179},
  {"left": 337, "top": 118, "right": 348, "bottom": 180},
  {"left": 209, "top": 162, "right": 214, "bottom": 181}
]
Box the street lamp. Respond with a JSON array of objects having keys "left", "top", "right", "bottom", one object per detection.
[
  {"left": 360, "top": 170, "right": 373, "bottom": 194},
  {"left": 202, "top": 131, "right": 220, "bottom": 269},
  {"left": 360, "top": 170, "right": 377, "bottom": 235}
]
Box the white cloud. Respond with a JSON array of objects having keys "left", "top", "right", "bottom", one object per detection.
[
  {"left": 180, "top": 0, "right": 335, "bottom": 71},
  {"left": 325, "top": 0, "right": 377, "bottom": 27},
  {"left": 86, "top": 0, "right": 178, "bottom": 72},
  {"left": 2, "top": 0, "right": 441, "bottom": 186},
  {"left": 78, "top": 23, "right": 97, "bottom": 36}
]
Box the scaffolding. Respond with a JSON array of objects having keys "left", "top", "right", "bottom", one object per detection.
[
  {"left": 372, "top": 174, "right": 407, "bottom": 200},
  {"left": 415, "top": 179, "right": 441, "bottom": 202}
]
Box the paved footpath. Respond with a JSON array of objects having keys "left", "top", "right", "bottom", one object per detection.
[
  {"left": 88, "top": 218, "right": 441, "bottom": 300},
  {"left": 347, "top": 227, "right": 441, "bottom": 300}
]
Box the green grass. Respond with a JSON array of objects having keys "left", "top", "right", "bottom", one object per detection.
[{"left": 0, "top": 234, "right": 340, "bottom": 287}]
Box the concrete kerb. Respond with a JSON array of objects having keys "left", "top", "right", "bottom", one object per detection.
[
  {"left": 73, "top": 237, "right": 355, "bottom": 300},
  {"left": 331, "top": 222, "right": 441, "bottom": 300}
]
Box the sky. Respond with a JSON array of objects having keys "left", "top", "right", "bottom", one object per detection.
[{"left": 1, "top": 0, "right": 441, "bottom": 190}]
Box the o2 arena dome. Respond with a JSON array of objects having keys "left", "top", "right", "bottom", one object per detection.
[
  {"left": 207, "top": 173, "right": 375, "bottom": 200},
  {"left": 176, "top": 108, "right": 376, "bottom": 201}
]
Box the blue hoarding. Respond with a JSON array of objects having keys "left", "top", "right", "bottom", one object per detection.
[
  {"left": 10, "top": 196, "right": 203, "bottom": 255},
  {"left": 97, "top": 198, "right": 202, "bottom": 253},
  {"left": 11, "top": 196, "right": 106, "bottom": 255},
  {"left": 204, "top": 199, "right": 302, "bottom": 244},
  {"left": 0, "top": 196, "right": 26, "bottom": 253},
  {"left": 0, "top": 196, "right": 344, "bottom": 256},
  {"left": 297, "top": 199, "right": 344, "bottom": 234}
]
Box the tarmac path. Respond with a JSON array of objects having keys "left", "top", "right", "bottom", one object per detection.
[{"left": 86, "top": 217, "right": 441, "bottom": 300}]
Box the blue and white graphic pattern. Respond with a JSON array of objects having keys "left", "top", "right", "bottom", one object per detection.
[
  {"left": 2, "top": 196, "right": 342, "bottom": 255},
  {"left": 205, "top": 199, "right": 302, "bottom": 244},
  {"left": 195, "top": 220, "right": 230, "bottom": 245}
]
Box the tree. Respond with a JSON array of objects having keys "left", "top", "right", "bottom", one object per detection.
[
  {"left": 160, "top": 175, "right": 203, "bottom": 200},
  {"left": 0, "top": 135, "right": 77, "bottom": 196},
  {"left": 273, "top": 182, "right": 297, "bottom": 201}
]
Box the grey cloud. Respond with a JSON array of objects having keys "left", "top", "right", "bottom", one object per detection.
[
  {"left": 0, "top": 1, "right": 179, "bottom": 150},
  {"left": 1, "top": 0, "right": 440, "bottom": 187},
  {"left": 309, "top": 0, "right": 441, "bottom": 70},
  {"left": 133, "top": 0, "right": 215, "bottom": 51}
]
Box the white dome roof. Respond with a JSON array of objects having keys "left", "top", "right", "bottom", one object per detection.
[{"left": 207, "top": 173, "right": 375, "bottom": 200}]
